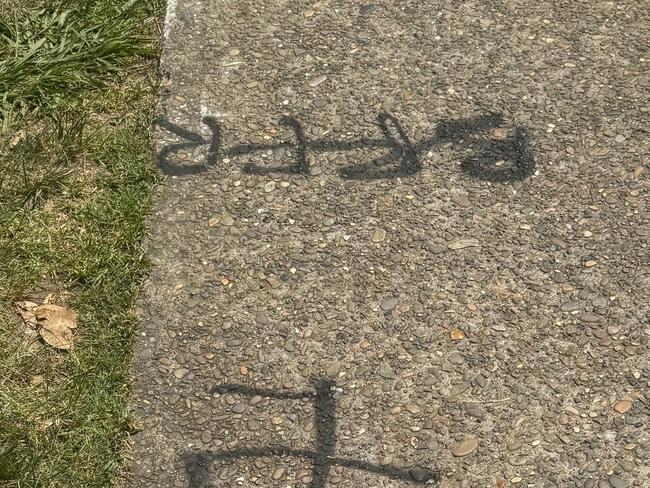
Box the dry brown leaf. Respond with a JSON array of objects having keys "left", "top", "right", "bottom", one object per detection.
[
  {"left": 9, "top": 129, "right": 26, "bottom": 147},
  {"left": 34, "top": 304, "right": 77, "bottom": 350},
  {"left": 16, "top": 301, "right": 39, "bottom": 328}
]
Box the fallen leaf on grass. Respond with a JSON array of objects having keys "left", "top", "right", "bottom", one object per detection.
[
  {"left": 34, "top": 304, "right": 77, "bottom": 350},
  {"left": 16, "top": 301, "right": 39, "bottom": 328},
  {"left": 9, "top": 129, "right": 26, "bottom": 147}
]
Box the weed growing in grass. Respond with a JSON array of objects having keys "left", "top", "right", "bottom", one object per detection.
[{"left": 0, "top": 0, "right": 159, "bottom": 119}]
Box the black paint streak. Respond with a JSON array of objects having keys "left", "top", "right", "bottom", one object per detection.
[
  {"left": 156, "top": 112, "right": 534, "bottom": 182},
  {"left": 181, "top": 379, "right": 439, "bottom": 487}
]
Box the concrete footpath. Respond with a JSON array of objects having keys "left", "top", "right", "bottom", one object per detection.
[{"left": 124, "top": 1, "right": 649, "bottom": 487}]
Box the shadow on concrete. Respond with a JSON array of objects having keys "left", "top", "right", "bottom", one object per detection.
[{"left": 180, "top": 379, "right": 439, "bottom": 488}]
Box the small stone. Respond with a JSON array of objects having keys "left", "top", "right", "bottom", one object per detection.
[
  {"left": 264, "top": 181, "right": 276, "bottom": 193},
  {"left": 326, "top": 361, "right": 342, "bottom": 378},
  {"left": 448, "top": 238, "right": 479, "bottom": 250},
  {"left": 173, "top": 368, "right": 189, "bottom": 379},
  {"left": 451, "top": 194, "right": 471, "bottom": 207},
  {"left": 309, "top": 166, "right": 322, "bottom": 176},
  {"left": 208, "top": 216, "right": 220, "bottom": 227},
  {"left": 450, "top": 383, "right": 468, "bottom": 396},
  {"left": 452, "top": 437, "right": 479, "bottom": 457},
  {"left": 201, "top": 431, "right": 212, "bottom": 444},
  {"left": 465, "top": 404, "right": 484, "bottom": 419},
  {"left": 309, "top": 75, "right": 327, "bottom": 87},
  {"left": 371, "top": 228, "right": 386, "bottom": 242},
  {"left": 491, "top": 323, "right": 507, "bottom": 331},
  {"left": 303, "top": 9, "right": 315, "bottom": 17},
  {"left": 614, "top": 400, "right": 631, "bottom": 414},
  {"left": 448, "top": 351, "right": 463, "bottom": 364},
  {"left": 492, "top": 128, "right": 507, "bottom": 139},
  {"left": 247, "top": 419, "right": 261, "bottom": 431},
  {"left": 614, "top": 134, "right": 626, "bottom": 143},
  {"left": 584, "top": 260, "right": 597, "bottom": 267},
  {"left": 507, "top": 439, "right": 523, "bottom": 451},
  {"left": 359, "top": 339, "right": 371, "bottom": 349},
  {"left": 240, "top": 365, "right": 249, "bottom": 375},
  {"left": 221, "top": 215, "right": 234, "bottom": 226},
  {"left": 266, "top": 276, "right": 282, "bottom": 288},
  {"left": 561, "top": 302, "right": 582, "bottom": 312},
  {"left": 450, "top": 328, "right": 465, "bottom": 340},
  {"left": 377, "top": 365, "right": 396, "bottom": 379},
  {"left": 405, "top": 405, "right": 421, "bottom": 414},
  {"left": 608, "top": 474, "right": 626, "bottom": 488},
  {"left": 579, "top": 312, "right": 601, "bottom": 323},
  {"left": 359, "top": 4, "right": 376, "bottom": 15},
  {"left": 380, "top": 455, "right": 392, "bottom": 465},
  {"left": 271, "top": 467, "right": 285, "bottom": 480},
  {"left": 255, "top": 311, "right": 268, "bottom": 325},
  {"left": 381, "top": 297, "right": 399, "bottom": 311},
  {"left": 607, "top": 324, "right": 622, "bottom": 335},
  {"left": 232, "top": 402, "right": 246, "bottom": 413}
]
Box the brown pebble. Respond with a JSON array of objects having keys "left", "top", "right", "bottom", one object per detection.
[
  {"left": 326, "top": 361, "right": 342, "bottom": 378},
  {"left": 614, "top": 400, "right": 631, "bottom": 414},
  {"left": 271, "top": 467, "right": 285, "bottom": 480},
  {"left": 452, "top": 437, "right": 479, "bottom": 457},
  {"left": 371, "top": 228, "right": 386, "bottom": 243},
  {"left": 450, "top": 328, "right": 465, "bottom": 340}
]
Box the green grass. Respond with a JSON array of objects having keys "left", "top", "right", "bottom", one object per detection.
[{"left": 0, "top": 0, "right": 163, "bottom": 486}]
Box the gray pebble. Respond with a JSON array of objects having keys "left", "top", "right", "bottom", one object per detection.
[{"left": 381, "top": 297, "right": 399, "bottom": 311}]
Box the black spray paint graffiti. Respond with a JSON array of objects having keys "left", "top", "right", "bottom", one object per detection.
[
  {"left": 181, "top": 379, "right": 439, "bottom": 488},
  {"left": 156, "top": 112, "right": 534, "bottom": 182}
]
